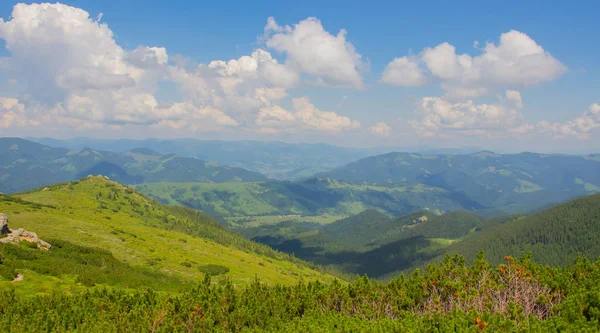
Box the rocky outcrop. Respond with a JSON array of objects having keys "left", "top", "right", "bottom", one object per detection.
[
  {"left": 0, "top": 213, "right": 8, "bottom": 234},
  {"left": 0, "top": 213, "right": 51, "bottom": 250}
]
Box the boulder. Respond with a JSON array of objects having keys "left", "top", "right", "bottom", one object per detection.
[
  {"left": 0, "top": 214, "right": 51, "bottom": 250},
  {"left": 0, "top": 213, "right": 8, "bottom": 234}
]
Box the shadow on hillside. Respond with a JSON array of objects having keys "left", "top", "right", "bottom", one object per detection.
[{"left": 253, "top": 235, "right": 444, "bottom": 279}]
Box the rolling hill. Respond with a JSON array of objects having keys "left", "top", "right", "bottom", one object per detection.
[
  {"left": 245, "top": 208, "right": 499, "bottom": 278},
  {"left": 0, "top": 137, "right": 267, "bottom": 193},
  {"left": 318, "top": 151, "right": 600, "bottom": 215},
  {"left": 136, "top": 178, "right": 477, "bottom": 219},
  {"left": 0, "top": 176, "right": 334, "bottom": 294},
  {"left": 244, "top": 193, "right": 600, "bottom": 279}
]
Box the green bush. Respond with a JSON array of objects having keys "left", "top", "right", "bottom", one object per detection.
[
  {"left": 22, "top": 241, "right": 38, "bottom": 249},
  {"left": 1, "top": 254, "right": 600, "bottom": 331},
  {"left": 198, "top": 264, "right": 229, "bottom": 276},
  {"left": 0, "top": 264, "right": 16, "bottom": 281}
]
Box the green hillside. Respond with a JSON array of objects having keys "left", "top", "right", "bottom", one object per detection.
[
  {"left": 250, "top": 193, "right": 600, "bottom": 280},
  {"left": 137, "top": 178, "right": 474, "bottom": 220},
  {"left": 319, "top": 151, "right": 600, "bottom": 215},
  {"left": 0, "top": 138, "right": 267, "bottom": 193},
  {"left": 0, "top": 176, "right": 334, "bottom": 294},
  {"left": 243, "top": 209, "right": 495, "bottom": 278},
  {"left": 441, "top": 192, "right": 600, "bottom": 266}
]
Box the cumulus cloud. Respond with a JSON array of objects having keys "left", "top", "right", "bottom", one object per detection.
[
  {"left": 382, "top": 30, "right": 567, "bottom": 98},
  {"left": 0, "top": 4, "right": 375, "bottom": 137},
  {"left": 505, "top": 90, "right": 523, "bottom": 108},
  {"left": 265, "top": 17, "right": 366, "bottom": 88},
  {"left": 380, "top": 57, "right": 428, "bottom": 87},
  {"left": 369, "top": 122, "right": 391, "bottom": 136},
  {"left": 167, "top": 48, "right": 300, "bottom": 118},
  {"left": 410, "top": 96, "right": 527, "bottom": 137},
  {"left": 537, "top": 103, "right": 600, "bottom": 139},
  {"left": 126, "top": 46, "right": 169, "bottom": 69},
  {"left": 0, "top": 3, "right": 173, "bottom": 126},
  {"left": 255, "top": 97, "right": 360, "bottom": 133},
  {"left": 0, "top": 97, "right": 25, "bottom": 128}
]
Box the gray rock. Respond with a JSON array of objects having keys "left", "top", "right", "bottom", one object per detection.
[
  {"left": 0, "top": 213, "right": 8, "bottom": 234},
  {"left": 0, "top": 221, "right": 51, "bottom": 250}
]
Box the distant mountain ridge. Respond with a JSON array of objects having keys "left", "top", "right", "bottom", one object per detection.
[
  {"left": 0, "top": 138, "right": 267, "bottom": 193},
  {"left": 318, "top": 151, "right": 600, "bottom": 215},
  {"left": 27, "top": 137, "right": 484, "bottom": 180}
]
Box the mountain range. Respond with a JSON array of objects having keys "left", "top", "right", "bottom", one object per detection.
[
  {"left": 27, "top": 137, "right": 483, "bottom": 180},
  {"left": 318, "top": 151, "right": 600, "bottom": 215},
  {"left": 4, "top": 137, "right": 599, "bottom": 219},
  {"left": 0, "top": 137, "right": 266, "bottom": 193}
]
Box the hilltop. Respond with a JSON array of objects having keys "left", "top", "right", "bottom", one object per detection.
[
  {"left": 0, "top": 138, "right": 267, "bottom": 193},
  {"left": 0, "top": 176, "right": 334, "bottom": 295}
]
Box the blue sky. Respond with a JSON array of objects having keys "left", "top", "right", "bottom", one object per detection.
[{"left": 0, "top": 1, "right": 598, "bottom": 152}]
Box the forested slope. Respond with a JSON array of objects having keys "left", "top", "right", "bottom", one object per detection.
[{"left": 441, "top": 193, "right": 600, "bottom": 266}]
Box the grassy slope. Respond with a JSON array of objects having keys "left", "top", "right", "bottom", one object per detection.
[{"left": 0, "top": 177, "right": 335, "bottom": 288}]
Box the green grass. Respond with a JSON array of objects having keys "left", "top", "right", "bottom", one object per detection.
[
  {"left": 515, "top": 179, "right": 543, "bottom": 193},
  {"left": 0, "top": 269, "right": 88, "bottom": 297},
  {"left": 0, "top": 177, "right": 335, "bottom": 292}
]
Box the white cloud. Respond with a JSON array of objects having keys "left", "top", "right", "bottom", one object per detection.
[
  {"left": 474, "top": 30, "right": 567, "bottom": 86},
  {"left": 0, "top": 3, "right": 170, "bottom": 126},
  {"left": 0, "top": 97, "right": 25, "bottom": 128},
  {"left": 537, "top": 103, "right": 600, "bottom": 139},
  {"left": 0, "top": 5, "right": 370, "bottom": 138},
  {"left": 422, "top": 42, "right": 475, "bottom": 81},
  {"left": 152, "top": 102, "right": 239, "bottom": 131},
  {"left": 369, "top": 122, "right": 391, "bottom": 136},
  {"left": 410, "top": 96, "right": 527, "bottom": 137},
  {"left": 381, "top": 57, "right": 428, "bottom": 87},
  {"left": 168, "top": 48, "right": 299, "bottom": 116},
  {"left": 382, "top": 30, "right": 567, "bottom": 97},
  {"left": 505, "top": 90, "right": 523, "bottom": 108},
  {"left": 265, "top": 17, "right": 366, "bottom": 88},
  {"left": 255, "top": 97, "right": 360, "bottom": 133},
  {"left": 127, "top": 46, "right": 168, "bottom": 69}
]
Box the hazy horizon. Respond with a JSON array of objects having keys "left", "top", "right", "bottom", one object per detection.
[{"left": 2, "top": 136, "right": 595, "bottom": 155}]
